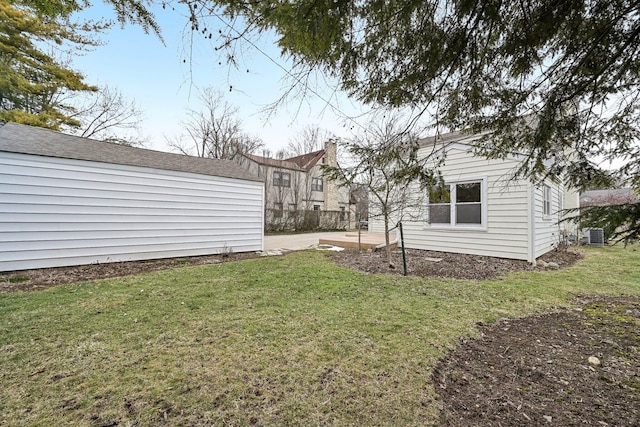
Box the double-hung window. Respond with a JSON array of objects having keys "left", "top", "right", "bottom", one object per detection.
[
  {"left": 311, "top": 177, "right": 323, "bottom": 192},
  {"left": 543, "top": 185, "right": 552, "bottom": 218},
  {"left": 273, "top": 171, "right": 291, "bottom": 187},
  {"left": 427, "top": 179, "right": 485, "bottom": 228}
]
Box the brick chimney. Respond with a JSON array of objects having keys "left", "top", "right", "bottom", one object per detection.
[{"left": 323, "top": 139, "right": 339, "bottom": 211}]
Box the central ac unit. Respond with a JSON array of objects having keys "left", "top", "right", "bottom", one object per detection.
[{"left": 583, "top": 228, "right": 605, "bottom": 246}]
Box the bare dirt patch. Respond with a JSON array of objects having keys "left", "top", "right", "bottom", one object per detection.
[
  {"left": 331, "top": 246, "right": 582, "bottom": 280},
  {"left": 0, "top": 252, "right": 258, "bottom": 293},
  {"left": 434, "top": 295, "right": 640, "bottom": 426}
]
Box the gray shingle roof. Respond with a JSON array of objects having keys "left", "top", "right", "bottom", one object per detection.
[
  {"left": 242, "top": 153, "right": 307, "bottom": 171},
  {"left": 0, "top": 122, "right": 262, "bottom": 182}
]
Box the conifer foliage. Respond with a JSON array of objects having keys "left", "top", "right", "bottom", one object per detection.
[
  {"left": 1, "top": 0, "right": 160, "bottom": 134},
  {"left": 181, "top": 0, "right": 640, "bottom": 241},
  {"left": 0, "top": 0, "right": 101, "bottom": 128}
]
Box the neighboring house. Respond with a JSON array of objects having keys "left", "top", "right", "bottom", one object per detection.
[
  {"left": 236, "top": 140, "right": 355, "bottom": 230},
  {"left": 350, "top": 183, "right": 369, "bottom": 224},
  {"left": 369, "top": 131, "right": 580, "bottom": 263},
  {"left": 0, "top": 122, "right": 264, "bottom": 272},
  {"left": 580, "top": 188, "right": 639, "bottom": 207},
  {"left": 580, "top": 188, "right": 640, "bottom": 243}
]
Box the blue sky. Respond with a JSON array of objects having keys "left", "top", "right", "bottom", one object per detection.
[{"left": 72, "top": 2, "right": 369, "bottom": 153}]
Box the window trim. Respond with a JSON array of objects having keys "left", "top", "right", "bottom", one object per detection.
[
  {"left": 311, "top": 177, "right": 323, "bottom": 192},
  {"left": 425, "top": 177, "right": 487, "bottom": 231},
  {"left": 543, "top": 185, "right": 552, "bottom": 219},
  {"left": 273, "top": 171, "right": 291, "bottom": 187}
]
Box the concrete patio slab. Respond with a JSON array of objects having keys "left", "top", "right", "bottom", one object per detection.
[
  {"left": 263, "top": 232, "right": 349, "bottom": 251},
  {"left": 263, "top": 231, "right": 397, "bottom": 252}
]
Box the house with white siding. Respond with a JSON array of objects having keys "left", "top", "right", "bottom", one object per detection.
[
  {"left": 0, "top": 122, "right": 264, "bottom": 272},
  {"left": 369, "top": 131, "right": 579, "bottom": 263}
]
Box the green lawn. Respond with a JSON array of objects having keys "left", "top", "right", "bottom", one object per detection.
[{"left": 1, "top": 246, "right": 639, "bottom": 426}]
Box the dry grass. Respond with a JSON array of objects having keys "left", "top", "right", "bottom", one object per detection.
[{"left": 0, "top": 245, "right": 638, "bottom": 426}]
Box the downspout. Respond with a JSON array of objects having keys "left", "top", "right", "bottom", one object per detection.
[{"left": 529, "top": 185, "right": 537, "bottom": 265}]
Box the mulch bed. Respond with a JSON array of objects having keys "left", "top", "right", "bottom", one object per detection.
[
  {"left": 0, "top": 252, "right": 258, "bottom": 293},
  {"left": 331, "top": 246, "right": 582, "bottom": 280}
]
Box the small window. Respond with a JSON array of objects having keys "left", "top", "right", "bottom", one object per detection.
[
  {"left": 273, "top": 171, "right": 291, "bottom": 187},
  {"left": 312, "top": 177, "right": 323, "bottom": 192},
  {"left": 427, "top": 180, "right": 484, "bottom": 227},
  {"left": 313, "top": 205, "right": 320, "bottom": 211},
  {"left": 340, "top": 206, "right": 346, "bottom": 220},
  {"left": 274, "top": 202, "right": 283, "bottom": 218},
  {"left": 288, "top": 203, "right": 296, "bottom": 211},
  {"left": 543, "top": 185, "right": 552, "bottom": 217}
]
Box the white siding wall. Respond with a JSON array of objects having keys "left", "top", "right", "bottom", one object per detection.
[
  {"left": 562, "top": 185, "right": 580, "bottom": 237},
  {"left": 371, "top": 144, "right": 533, "bottom": 260},
  {"left": 533, "top": 182, "right": 563, "bottom": 258},
  {"left": 408, "top": 146, "right": 532, "bottom": 260},
  {"left": 0, "top": 152, "right": 264, "bottom": 271}
]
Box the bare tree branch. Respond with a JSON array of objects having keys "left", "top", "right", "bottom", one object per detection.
[{"left": 167, "top": 86, "right": 263, "bottom": 159}]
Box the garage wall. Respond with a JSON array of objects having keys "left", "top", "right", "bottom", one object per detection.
[{"left": 0, "top": 151, "right": 264, "bottom": 272}]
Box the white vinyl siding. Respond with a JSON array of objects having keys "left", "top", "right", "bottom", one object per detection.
[
  {"left": 533, "top": 182, "right": 562, "bottom": 258},
  {"left": 394, "top": 143, "right": 532, "bottom": 261},
  {"left": 0, "top": 152, "right": 264, "bottom": 271}
]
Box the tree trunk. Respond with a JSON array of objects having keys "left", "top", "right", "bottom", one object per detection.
[{"left": 383, "top": 212, "right": 394, "bottom": 268}]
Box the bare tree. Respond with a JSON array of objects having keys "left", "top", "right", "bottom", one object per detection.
[
  {"left": 286, "top": 125, "right": 333, "bottom": 157},
  {"left": 323, "top": 114, "right": 426, "bottom": 267},
  {"left": 168, "top": 87, "right": 263, "bottom": 159},
  {"left": 67, "top": 85, "right": 145, "bottom": 146}
]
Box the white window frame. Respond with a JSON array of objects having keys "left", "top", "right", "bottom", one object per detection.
[
  {"left": 425, "top": 177, "right": 487, "bottom": 231},
  {"left": 543, "top": 185, "right": 552, "bottom": 219}
]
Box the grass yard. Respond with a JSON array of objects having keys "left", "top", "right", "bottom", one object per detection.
[{"left": 1, "top": 246, "right": 639, "bottom": 426}]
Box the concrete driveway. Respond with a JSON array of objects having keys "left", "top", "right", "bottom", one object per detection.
[{"left": 264, "top": 231, "right": 350, "bottom": 251}]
